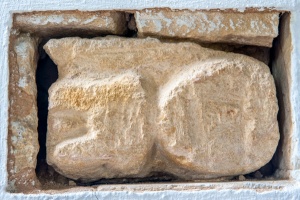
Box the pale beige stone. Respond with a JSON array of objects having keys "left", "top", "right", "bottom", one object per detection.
[
  {"left": 8, "top": 35, "right": 40, "bottom": 190},
  {"left": 47, "top": 73, "right": 153, "bottom": 181},
  {"left": 157, "top": 55, "right": 279, "bottom": 179},
  {"left": 44, "top": 37, "right": 279, "bottom": 181},
  {"left": 69, "top": 180, "right": 76, "bottom": 186},
  {"left": 238, "top": 175, "right": 246, "bottom": 181},
  {"left": 272, "top": 14, "right": 293, "bottom": 178},
  {"left": 13, "top": 11, "right": 127, "bottom": 37},
  {"left": 135, "top": 10, "right": 279, "bottom": 47}
]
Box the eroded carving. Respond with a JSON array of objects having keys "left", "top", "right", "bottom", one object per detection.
[
  {"left": 44, "top": 37, "right": 279, "bottom": 181},
  {"left": 47, "top": 73, "right": 152, "bottom": 180}
]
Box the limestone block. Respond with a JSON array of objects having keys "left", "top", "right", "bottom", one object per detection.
[
  {"left": 13, "top": 11, "right": 127, "bottom": 37},
  {"left": 44, "top": 37, "right": 279, "bottom": 181},
  {"left": 135, "top": 10, "right": 279, "bottom": 47},
  {"left": 8, "top": 35, "right": 40, "bottom": 190},
  {"left": 47, "top": 73, "right": 153, "bottom": 181},
  {"left": 158, "top": 58, "right": 279, "bottom": 179}
]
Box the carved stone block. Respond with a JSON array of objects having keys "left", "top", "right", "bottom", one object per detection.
[{"left": 44, "top": 37, "right": 279, "bottom": 181}]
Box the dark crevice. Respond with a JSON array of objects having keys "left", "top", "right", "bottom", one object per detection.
[
  {"left": 76, "top": 172, "right": 178, "bottom": 186},
  {"left": 242, "top": 12, "right": 286, "bottom": 180},
  {"left": 269, "top": 12, "right": 290, "bottom": 178},
  {"left": 125, "top": 12, "right": 138, "bottom": 37},
  {"left": 35, "top": 39, "right": 59, "bottom": 182},
  {"left": 269, "top": 12, "right": 286, "bottom": 177}
]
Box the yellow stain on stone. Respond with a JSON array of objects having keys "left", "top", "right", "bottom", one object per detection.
[{"left": 54, "top": 82, "right": 140, "bottom": 110}]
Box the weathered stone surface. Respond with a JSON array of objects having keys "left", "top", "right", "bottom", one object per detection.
[
  {"left": 158, "top": 56, "right": 279, "bottom": 179},
  {"left": 135, "top": 10, "right": 279, "bottom": 47},
  {"left": 13, "top": 11, "right": 127, "bottom": 37},
  {"left": 272, "top": 14, "right": 293, "bottom": 178},
  {"left": 47, "top": 73, "right": 153, "bottom": 181},
  {"left": 44, "top": 37, "right": 279, "bottom": 181},
  {"left": 8, "top": 35, "right": 40, "bottom": 190}
]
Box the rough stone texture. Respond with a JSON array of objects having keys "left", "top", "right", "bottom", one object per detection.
[
  {"left": 135, "top": 10, "right": 279, "bottom": 47},
  {"left": 13, "top": 11, "right": 127, "bottom": 37},
  {"left": 272, "top": 14, "right": 293, "bottom": 178},
  {"left": 44, "top": 37, "right": 279, "bottom": 181},
  {"left": 157, "top": 57, "right": 278, "bottom": 179},
  {"left": 8, "top": 35, "right": 40, "bottom": 191},
  {"left": 47, "top": 74, "right": 153, "bottom": 181}
]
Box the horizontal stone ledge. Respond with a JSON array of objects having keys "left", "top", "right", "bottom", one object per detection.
[
  {"left": 13, "top": 11, "right": 127, "bottom": 37},
  {"left": 135, "top": 9, "right": 280, "bottom": 47}
]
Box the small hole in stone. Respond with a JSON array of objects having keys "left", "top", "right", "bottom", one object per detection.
[{"left": 125, "top": 12, "right": 138, "bottom": 37}]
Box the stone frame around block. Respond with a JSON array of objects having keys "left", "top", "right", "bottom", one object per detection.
[{"left": 7, "top": 9, "right": 293, "bottom": 194}]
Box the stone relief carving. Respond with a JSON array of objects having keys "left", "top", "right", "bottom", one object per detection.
[{"left": 44, "top": 37, "right": 279, "bottom": 181}]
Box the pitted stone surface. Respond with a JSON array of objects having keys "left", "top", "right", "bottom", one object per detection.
[
  {"left": 158, "top": 59, "right": 279, "bottom": 179},
  {"left": 8, "top": 35, "right": 40, "bottom": 190},
  {"left": 47, "top": 73, "right": 153, "bottom": 181},
  {"left": 13, "top": 11, "right": 127, "bottom": 37},
  {"left": 135, "top": 10, "right": 279, "bottom": 47},
  {"left": 44, "top": 37, "right": 279, "bottom": 181}
]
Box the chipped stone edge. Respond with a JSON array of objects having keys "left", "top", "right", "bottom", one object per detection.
[
  {"left": 134, "top": 10, "right": 280, "bottom": 47},
  {"left": 13, "top": 11, "right": 128, "bottom": 36},
  {"left": 7, "top": 33, "right": 41, "bottom": 193}
]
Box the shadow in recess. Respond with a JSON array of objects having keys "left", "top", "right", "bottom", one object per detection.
[{"left": 35, "top": 39, "right": 62, "bottom": 185}]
